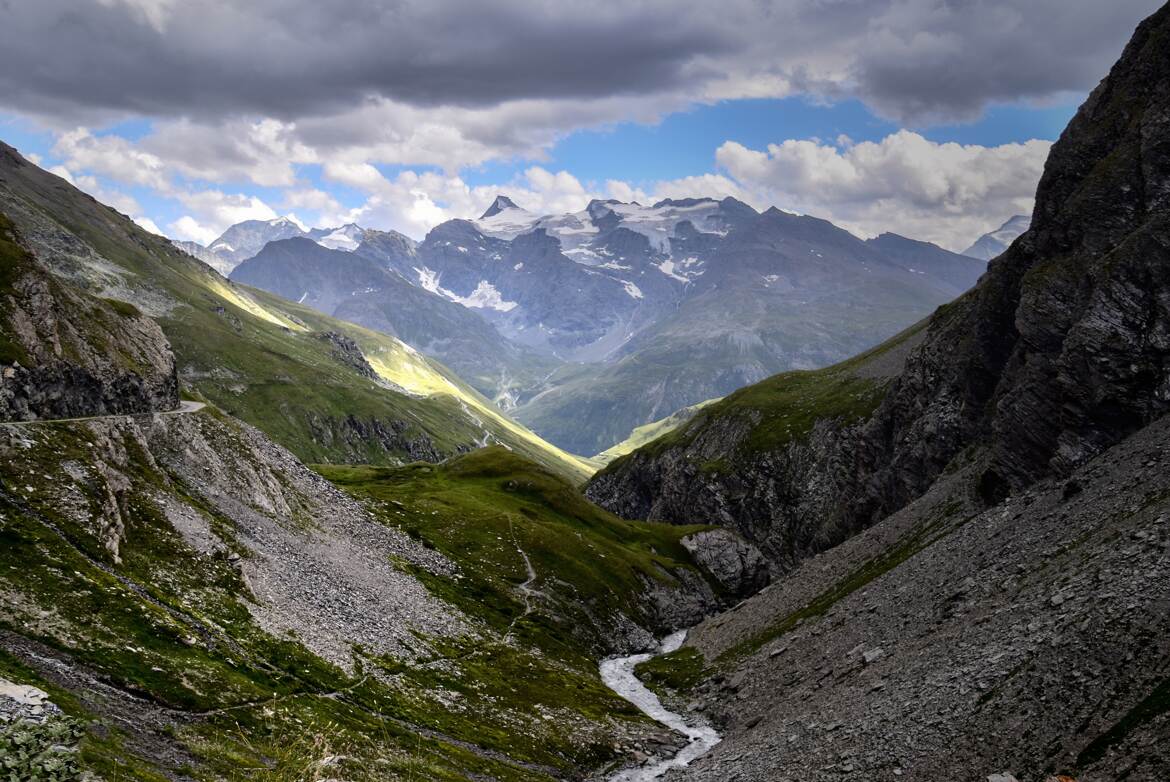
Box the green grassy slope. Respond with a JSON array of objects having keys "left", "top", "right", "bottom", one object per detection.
[
  {"left": 594, "top": 398, "right": 721, "bottom": 463},
  {"left": 0, "top": 142, "right": 593, "bottom": 481},
  {"left": 596, "top": 318, "right": 931, "bottom": 477},
  {"left": 0, "top": 415, "right": 646, "bottom": 781},
  {"left": 318, "top": 446, "right": 714, "bottom": 661}
]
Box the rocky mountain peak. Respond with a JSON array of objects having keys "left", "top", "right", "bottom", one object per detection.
[
  {"left": 480, "top": 194, "right": 520, "bottom": 218},
  {"left": 651, "top": 197, "right": 716, "bottom": 209}
]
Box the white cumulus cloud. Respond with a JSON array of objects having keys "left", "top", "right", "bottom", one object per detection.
[{"left": 711, "top": 131, "right": 1050, "bottom": 249}]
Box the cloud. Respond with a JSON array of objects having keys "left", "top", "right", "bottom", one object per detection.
[
  {"left": 0, "top": 1, "right": 727, "bottom": 123},
  {"left": 73, "top": 174, "right": 143, "bottom": 216},
  {"left": 166, "top": 190, "right": 280, "bottom": 244},
  {"left": 139, "top": 118, "right": 316, "bottom": 187},
  {"left": 845, "top": 0, "right": 1158, "bottom": 123},
  {"left": 46, "top": 160, "right": 145, "bottom": 216},
  {"left": 168, "top": 216, "right": 218, "bottom": 245},
  {"left": 710, "top": 131, "right": 1050, "bottom": 249},
  {"left": 326, "top": 165, "right": 602, "bottom": 239},
  {"left": 53, "top": 128, "right": 169, "bottom": 190},
  {"left": 281, "top": 188, "right": 344, "bottom": 226},
  {"left": 133, "top": 215, "right": 164, "bottom": 235},
  {"left": 0, "top": 1, "right": 1159, "bottom": 132},
  {"left": 3, "top": 2, "right": 1139, "bottom": 251},
  {"left": 95, "top": 0, "right": 177, "bottom": 33},
  {"left": 31, "top": 122, "right": 1049, "bottom": 252}
]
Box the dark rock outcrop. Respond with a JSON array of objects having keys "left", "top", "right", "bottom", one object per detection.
[
  {"left": 317, "top": 330, "right": 379, "bottom": 381},
  {"left": 0, "top": 214, "right": 178, "bottom": 421},
  {"left": 681, "top": 529, "right": 770, "bottom": 598},
  {"left": 588, "top": 4, "right": 1170, "bottom": 573}
]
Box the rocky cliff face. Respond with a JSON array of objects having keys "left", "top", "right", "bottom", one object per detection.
[
  {"left": 588, "top": 4, "right": 1170, "bottom": 573},
  {"left": 0, "top": 213, "right": 178, "bottom": 421},
  {"left": 674, "top": 401, "right": 1170, "bottom": 782},
  {"left": 625, "top": 12, "right": 1170, "bottom": 780},
  {"left": 585, "top": 328, "right": 921, "bottom": 569}
]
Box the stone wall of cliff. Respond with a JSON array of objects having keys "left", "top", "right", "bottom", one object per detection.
[{"left": 0, "top": 213, "right": 178, "bottom": 421}]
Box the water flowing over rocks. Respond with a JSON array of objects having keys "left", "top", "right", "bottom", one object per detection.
[{"left": 600, "top": 632, "right": 721, "bottom": 781}]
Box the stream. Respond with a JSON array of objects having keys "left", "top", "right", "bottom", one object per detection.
[{"left": 599, "top": 630, "right": 721, "bottom": 781}]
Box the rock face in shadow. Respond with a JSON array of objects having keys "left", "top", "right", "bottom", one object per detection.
[
  {"left": 0, "top": 214, "right": 178, "bottom": 421},
  {"left": 681, "top": 529, "right": 770, "bottom": 598},
  {"left": 589, "top": 5, "right": 1170, "bottom": 575}
]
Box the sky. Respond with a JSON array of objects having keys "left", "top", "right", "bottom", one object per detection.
[{"left": 0, "top": 0, "right": 1162, "bottom": 252}]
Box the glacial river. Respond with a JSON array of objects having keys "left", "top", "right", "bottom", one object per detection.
[{"left": 599, "top": 630, "right": 721, "bottom": 781}]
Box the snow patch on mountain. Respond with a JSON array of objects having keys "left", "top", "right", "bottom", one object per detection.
[
  {"left": 622, "top": 281, "right": 644, "bottom": 300},
  {"left": 473, "top": 196, "right": 731, "bottom": 258},
  {"left": 414, "top": 266, "right": 518, "bottom": 312},
  {"left": 461, "top": 281, "right": 518, "bottom": 312},
  {"left": 316, "top": 223, "right": 364, "bottom": 251},
  {"left": 475, "top": 201, "right": 541, "bottom": 240},
  {"left": 654, "top": 260, "right": 685, "bottom": 282},
  {"left": 603, "top": 200, "right": 726, "bottom": 252}
]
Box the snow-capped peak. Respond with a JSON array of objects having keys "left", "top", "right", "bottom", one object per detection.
[
  {"left": 475, "top": 197, "right": 541, "bottom": 240},
  {"left": 961, "top": 214, "right": 1031, "bottom": 260},
  {"left": 315, "top": 222, "right": 365, "bottom": 251},
  {"left": 481, "top": 195, "right": 522, "bottom": 219},
  {"left": 275, "top": 213, "right": 309, "bottom": 232}
]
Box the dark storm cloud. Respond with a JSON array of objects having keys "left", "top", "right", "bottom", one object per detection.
[
  {"left": 849, "top": 0, "right": 1165, "bottom": 123},
  {"left": 0, "top": 1, "right": 733, "bottom": 121},
  {"left": 0, "top": 0, "right": 1163, "bottom": 126}
]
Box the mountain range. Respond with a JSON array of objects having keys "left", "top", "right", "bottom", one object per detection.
[
  {"left": 1, "top": 4, "right": 1169, "bottom": 781},
  {"left": 220, "top": 193, "right": 989, "bottom": 455},
  {"left": 175, "top": 217, "right": 370, "bottom": 276}
]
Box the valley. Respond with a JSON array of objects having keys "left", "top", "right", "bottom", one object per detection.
[
  {"left": 223, "top": 193, "right": 985, "bottom": 456},
  {"left": 2, "top": 2, "right": 1169, "bottom": 781}
]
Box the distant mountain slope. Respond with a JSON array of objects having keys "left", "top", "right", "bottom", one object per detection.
[
  {"left": 512, "top": 208, "right": 977, "bottom": 454},
  {"left": 864, "top": 231, "right": 986, "bottom": 290},
  {"left": 206, "top": 192, "right": 983, "bottom": 455},
  {"left": 231, "top": 236, "right": 559, "bottom": 406},
  {"left": 201, "top": 215, "right": 308, "bottom": 273},
  {"left": 594, "top": 398, "right": 720, "bottom": 464},
  {"left": 0, "top": 140, "right": 594, "bottom": 481},
  {"left": 173, "top": 216, "right": 407, "bottom": 276},
  {"left": 960, "top": 214, "right": 1031, "bottom": 260}
]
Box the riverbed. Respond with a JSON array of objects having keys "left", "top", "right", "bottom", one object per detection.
[{"left": 599, "top": 630, "right": 721, "bottom": 781}]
